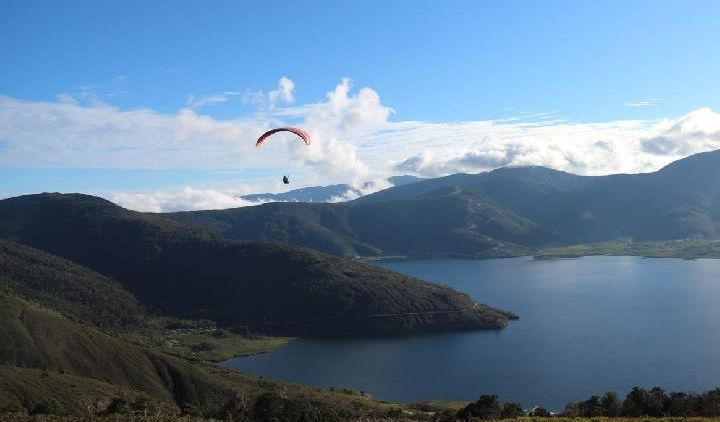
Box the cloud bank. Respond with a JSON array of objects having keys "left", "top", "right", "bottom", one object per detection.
[
  {"left": 2, "top": 77, "right": 720, "bottom": 211},
  {"left": 111, "top": 186, "right": 261, "bottom": 213}
]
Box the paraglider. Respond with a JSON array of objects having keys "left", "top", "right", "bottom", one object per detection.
[
  {"left": 255, "top": 127, "right": 310, "bottom": 148},
  {"left": 256, "top": 127, "right": 310, "bottom": 185}
]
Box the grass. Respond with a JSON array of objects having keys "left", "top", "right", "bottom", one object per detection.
[
  {"left": 0, "top": 366, "right": 178, "bottom": 416},
  {"left": 407, "top": 399, "right": 469, "bottom": 413},
  {"left": 2, "top": 415, "right": 720, "bottom": 422},
  {"left": 496, "top": 419, "right": 720, "bottom": 422},
  {"left": 121, "top": 317, "right": 292, "bottom": 362},
  {"left": 535, "top": 240, "right": 720, "bottom": 260},
  {"left": 0, "top": 292, "right": 389, "bottom": 418}
]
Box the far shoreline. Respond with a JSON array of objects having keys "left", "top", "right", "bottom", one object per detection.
[{"left": 358, "top": 239, "right": 720, "bottom": 262}]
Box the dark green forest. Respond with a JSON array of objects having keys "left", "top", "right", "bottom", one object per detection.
[{"left": 0, "top": 194, "right": 513, "bottom": 336}]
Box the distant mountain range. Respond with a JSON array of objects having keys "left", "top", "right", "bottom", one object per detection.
[
  {"left": 169, "top": 150, "right": 720, "bottom": 258},
  {"left": 240, "top": 175, "right": 423, "bottom": 203}
]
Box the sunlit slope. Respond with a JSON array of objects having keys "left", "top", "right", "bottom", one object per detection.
[
  {"left": 0, "top": 292, "right": 387, "bottom": 417},
  {"left": 0, "top": 239, "right": 143, "bottom": 331}
]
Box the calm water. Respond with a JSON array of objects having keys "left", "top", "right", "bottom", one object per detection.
[{"left": 222, "top": 256, "right": 720, "bottom": 409}]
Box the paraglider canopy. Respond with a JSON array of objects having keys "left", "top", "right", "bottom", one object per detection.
[
  {"left": 256, "top": 127, "right": 309, "bottom": 186},
  {"left": 256, "top": 127, "right": 311, "bottom": 148}
]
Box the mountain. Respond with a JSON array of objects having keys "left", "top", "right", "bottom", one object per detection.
[
  {"left": 360, "top": 151, "right": 720, "bottom": 242},
  {"left": 0, "top": 238, "right": 393, "bottom": 418},
  {"left": 0, "top": 291, "right": 386, "bottom": 418},
  {"left": 0, "top": 193, "right": 514, "bottom": 336},
  {"left": 0, "top": 239, "right": 144, "bottom": 331},
  {"left": 171, "top": 186, "right": 538, "bottom": 258},
  {"left": 241, "top": 183, "right": 358, "bottom": 203},
  {"left": 240, "top": 175, "right": 423, "bottom": 203},
  {"left": 168, "top": 150, "right": 720, "bottom": 257},
  {"left": 0, "top": 229, "right": 500, "bottom": 417}
]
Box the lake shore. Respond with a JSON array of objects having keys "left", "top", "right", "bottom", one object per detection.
[{"left": 357, "top": 240, "right": 720, "bottom": 262}]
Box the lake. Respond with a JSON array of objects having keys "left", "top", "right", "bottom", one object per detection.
[{"left": 221, "top": 256, "right": 720, "bottom": 410}]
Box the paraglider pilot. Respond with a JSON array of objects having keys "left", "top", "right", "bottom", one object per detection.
[{"left": 255, "top": 127, "right": 309, "bottom": 187}]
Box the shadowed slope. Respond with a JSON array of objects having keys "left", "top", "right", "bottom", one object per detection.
[
  {"left": 0, "top": 194, "right": 514, "bottom": 336},
  {"left": 171, "top": 150, "right": 720, "bottom": 257}
]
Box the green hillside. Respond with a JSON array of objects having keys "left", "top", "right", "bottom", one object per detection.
[
  {"left": 0, "top": 366, "right": 176, "bottom": 416},
  {"left": 0, "top": 291, "right": 386, "bottom": 418},
  {"left": 536, "top": 239, "right": 720, "bottom": 259},
  {"left": 170, "top": 187, "right": 537, "bottom": 258},
  {"left": 0, "top": 239, "right": 143, "bottom": 331},
  {"left": 0, "top": 193, "right": 514, "bottom": 336}
]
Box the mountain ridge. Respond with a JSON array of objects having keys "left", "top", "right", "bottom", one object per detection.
[
  {"left": 168, "top": 150, "right": 720, "bottom": 258},
  {"left": 0, "top": 193, "right": 514, "bottom": 336},
  {"left": 240, "top": 175, "right": 423, "bottom": 203}
]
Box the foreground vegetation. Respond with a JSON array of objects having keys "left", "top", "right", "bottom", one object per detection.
[
  {"left": 456, "top": 387, "right": 720, "bottom": 421},
  {"left": 8, "top": 417, "right": 720, "bottom": 422},
  {"left": 535, "top": 240, "right": 720, "bottom": 260}
]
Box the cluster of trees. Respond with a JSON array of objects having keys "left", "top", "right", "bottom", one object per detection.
[
  {"left": 456, "top": 395, "right": 549, "bottom": 420},
  {"left": 458, "top": 387, "right": 720, "bottom": 420},
  {"left": 563, "top": 387, "right": 720, "bottom": 418},
  {"left": 216, "top": 391, "right": 346, "bottom": 422}
]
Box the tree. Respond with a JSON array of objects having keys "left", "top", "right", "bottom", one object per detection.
[
  {"left": 647, "top": 387, "right": 668, "bottom": 417},
  {"left": 105, "top": 396, "right": 132, "bottom": 415},
  {"left": 699, "top": 388, "right": 720, "bottom": 417},
  {"left": 501, "top": 402, "right": 524, "bottom": 418},
  {"left": 457, "top": 395, "right": 501, "bottom": 420},
  {"left": 530, "top": 406, "right": 551, "bottom": 417},
  {"left": 622, "top": 387, "right": 649, "bottom": 416},
  {"left": 562, "top": 402, "right": 580, "bottom": 417},
  {"left": 32, "top": 398, "right": 66, "bottom": 416},
  {"left": 601, "top": 391, "right": 622, "bottom": 417},
  {"left": 580, "top": 395, "right": 602, "bottom": 417},
  {"left": 253, "top": 392, "right": 285, "bottom": 422},
  {"left": 667, "top": 392, "right": 691, "bottom": 416},
  {"left": 435, "top": 409, "right": 458, "bottom": 422}
]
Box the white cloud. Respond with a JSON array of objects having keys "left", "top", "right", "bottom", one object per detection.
[
  {"left": 242, "top": 76, "right": 296, "bottom": 109},
  {"left": 295, "top": 78, "right": 394, "bottom": 183},
  {"left": 186, "top": 91, "right": 240, "bottom": 109},
  {"left": 326, "top": 178, "right": 394, "bottom": 203},
  {"left": 111, "top": 186, "right": 261, "bottom": 212},
  {"left": 0, "top": 77, "right": 397, "bottom": 190},
  {"left": 186, "top": 77, "right": 295, "bottom": 111},
  {"left": 383, "top": 108, "right": 720, "bottom": 177},
  {"left": 2, "top": 77, "right": 720, "bottom": 213},
  {"left": 268, "top": 76, "right": 295, "bottom": 107},
  {"left": 626, "top": 98, "right": 662, "bottom": 107},
  {"left": 641, "top": 107, "right": 720, "bottom": 156}
]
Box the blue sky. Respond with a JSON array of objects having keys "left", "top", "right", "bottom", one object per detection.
[{"left": 2, "top": 1, "right": 720, "bottom": 210}]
